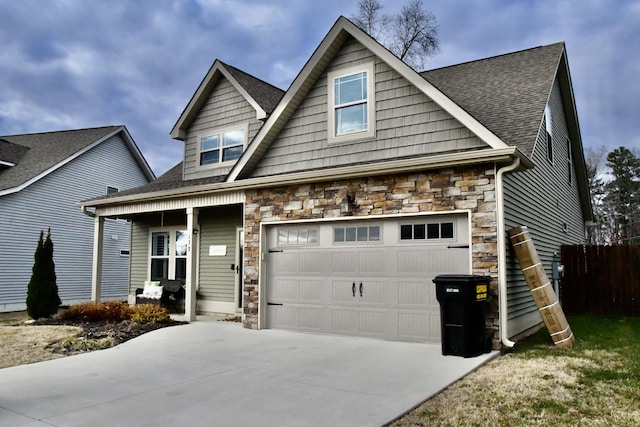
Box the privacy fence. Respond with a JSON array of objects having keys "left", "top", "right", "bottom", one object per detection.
[{"left": 561, "top": 245, "right": 640, "bottom": 316}]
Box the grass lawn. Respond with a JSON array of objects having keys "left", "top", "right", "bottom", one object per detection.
[{"left": 392, "top": 315, "right": 640, "bottom": 426}]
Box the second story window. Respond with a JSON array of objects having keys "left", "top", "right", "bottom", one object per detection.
[
  {"left": 328, "top": 62, "right": 375, "bottom": 143},
  {"left": 199, "top": 126, "right": 246, "bottom": 167}
]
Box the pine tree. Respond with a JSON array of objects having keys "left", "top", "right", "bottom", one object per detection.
[{"left": 26, "top": 229, "right": 61, "bottom": 319}]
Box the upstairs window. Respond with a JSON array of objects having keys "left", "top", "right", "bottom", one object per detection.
[
  {"left": 199, "top": 126, "right": 246, "bottom": 167},
  {"left": 545, "top": 105, "right": 553, "bottom": 163},
  {"left": 106, "top": 186, "right": 119, "bottom": 195},
  {"left": 328, "top": 62, "right": 375, "bottom": 143}
]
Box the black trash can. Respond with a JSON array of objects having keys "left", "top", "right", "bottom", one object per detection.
[{"left": 433, "top": 274, "right": 492, "bottom": 357}]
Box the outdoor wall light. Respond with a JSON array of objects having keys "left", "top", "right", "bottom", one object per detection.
[{"left": 341, "top": 194, "right": 358, "bottom": 214}]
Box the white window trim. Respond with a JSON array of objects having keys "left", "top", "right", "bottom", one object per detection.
[
  {"left": 327, "top": 62, "right": 376, "bottom": 144},
  {"left": 148, "top": 227, "right": 188, "bottom": 281},
  {"left": 545, "top": 105, "right": 553, "bottom": 164},
  {"left": 566, "top": 137, "right": 573, "bottom": 185},
  {"left": 196, "top": 123, "right": 248, "bottom": 171}
]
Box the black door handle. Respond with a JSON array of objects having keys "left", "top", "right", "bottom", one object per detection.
[
  {"left": 352, "top": 282, "right": 356, "bottom": 297},
  {"left": 359, "top": 282, "right": 363, "bottom": 297}
]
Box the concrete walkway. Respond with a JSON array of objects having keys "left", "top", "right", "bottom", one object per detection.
[{"left": 0, "top": 319, "right": 497, "bottom": 427}]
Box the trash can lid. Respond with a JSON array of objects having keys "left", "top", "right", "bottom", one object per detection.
[{"left": 432, "top": 274, "right": 492, "bottom": 284}]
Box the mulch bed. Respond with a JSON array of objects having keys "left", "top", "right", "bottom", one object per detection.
[{"left": 30, "top": 318, "right": 186, "bottom": 355}]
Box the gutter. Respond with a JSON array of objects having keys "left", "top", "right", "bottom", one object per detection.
[
  {"left": 496, "top": 157, "right": 521, "bottom": 348},
  {"left": 81, "top": 205, "right": 96, "bottom": 218}
]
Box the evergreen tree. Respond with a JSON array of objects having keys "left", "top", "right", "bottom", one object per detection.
[
  {"left": 604, "top": 147, "right": 640, "bottom": 243},
  {"left": 26, "top": 229, "right": 61, "bottom": 319}
]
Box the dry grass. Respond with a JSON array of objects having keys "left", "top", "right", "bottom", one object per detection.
[
  {"left": 0, "top": 324, "right": 83, "bottom": 368},
  {"left": 392, "top": 316, "right": 640, "bottom": 427}
]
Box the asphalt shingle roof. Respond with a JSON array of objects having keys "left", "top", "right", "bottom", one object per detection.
[
  {"left": 0, "top": 139, "right": 30, "bottom": 165},
  {"left": 87, "top": 43, "right": 566, "bottom": 205},
  {"left": 222, "top": 61, "right": 284, "bottom": 114},
  {"left": 0, "top": 126, "right": 122, "bottom": 192},
  {"left": 422, "top": 43, "right": 564, "bottom": 157},
  {"left": 81, "top": 161, "right": 227, "bottom": 203}
]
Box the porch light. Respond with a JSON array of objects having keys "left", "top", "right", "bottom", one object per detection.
[{"left": 341, "top": 194, "right": 358, "bottom": 214}]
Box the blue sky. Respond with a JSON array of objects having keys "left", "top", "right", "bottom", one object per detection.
[{"left": 1, "top": 0, "right": 638, "bottom": 176}]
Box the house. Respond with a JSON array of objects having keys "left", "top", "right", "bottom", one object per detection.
[
  {"left": 81, "top": 17, "right": 591, "bottom": 348},
  {"left": 0, "top": 126, "right": 155, "bottom": 312}
]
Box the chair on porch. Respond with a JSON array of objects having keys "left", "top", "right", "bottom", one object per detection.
[
  {"left": 135, "top": 281, "right": 163, "bottom": 306},
  {"left": 159, "top": 279, "right": 185, "bottom": 312},
  {"left": 135, "top": 279, "right": 185, "bottom": 312}
]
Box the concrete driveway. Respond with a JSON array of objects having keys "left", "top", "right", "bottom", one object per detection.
[{"left": 0, "top": 318, "right": 497, "bottom": 427}]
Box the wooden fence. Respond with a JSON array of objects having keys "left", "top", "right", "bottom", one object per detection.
[{"left": 561, "top": 245, "right": 640, "bottom": 316}]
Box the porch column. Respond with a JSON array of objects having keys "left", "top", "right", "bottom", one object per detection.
[
  {"left": 91, "top": 216, "right": 105, "bottom": 302},
  {"left": 185, "top": 207, "right": 199, "bottom": 321}
]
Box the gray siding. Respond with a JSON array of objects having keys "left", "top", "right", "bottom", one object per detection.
[
  {"left": 197, "top": 205, "right": 242, "bottom": 302},
  {"left": 250, "top": 37, "right": 487, "bottom": 177},
  {"left": 183, "top": 77, "right": 264, "bottom": 180},
  {"left": 503, "top": 79, "right": 586, "bottom": 337},
  {"left": 0, "top": 134, "right": 151, "bottom": 311}
]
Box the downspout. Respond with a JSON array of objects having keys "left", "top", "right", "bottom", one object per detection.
[{"left": 496, "top": 157, "right": 520, "bottom": 348}]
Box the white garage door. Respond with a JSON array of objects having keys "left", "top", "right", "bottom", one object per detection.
[{"left": 264, "top": 214, "right": 470, "bottom": 342}]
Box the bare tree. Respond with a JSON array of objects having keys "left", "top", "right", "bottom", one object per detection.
[
  {"left": 585, "top": 146, "right": 608, "bottom": 244},
  {"left": 352, "top": 0, "right": 439, "bottom": 70},
  {"left": 351, "top": 0, "right": 389, "bottom": 40}
]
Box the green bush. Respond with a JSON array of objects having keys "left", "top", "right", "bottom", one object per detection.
[
  {"left": 130, "top": 304, "right": 170, "bottom": 324},
  {"left": 26, "top": 229, "right": 61, "bottom": 319}
]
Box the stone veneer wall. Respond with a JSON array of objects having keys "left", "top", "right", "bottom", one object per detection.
[{"left": 243, "top": 165, "right": 501, "bottom": 348}]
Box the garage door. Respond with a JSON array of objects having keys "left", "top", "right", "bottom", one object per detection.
[{"left": 264, "top": 214, "right": 470, "bottom": 342}]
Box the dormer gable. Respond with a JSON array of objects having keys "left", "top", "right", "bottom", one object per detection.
[
  {"left": 171, "top": 60, "right": 284, "bottom": 140},
  {"left": 171, "top": 60, "right": 284, "bottom": 181}
]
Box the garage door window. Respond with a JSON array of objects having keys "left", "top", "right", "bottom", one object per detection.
[
  {"left": 334, "top": 225, "right": 380, "bottom": 243},
  {"left": 400, "top": 222, "right": 454, "bottom": 241},
  {"left": 277, "top": 228, "right": 318, "bottom": 245}
]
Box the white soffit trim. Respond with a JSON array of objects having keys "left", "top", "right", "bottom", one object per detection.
[
  {"left": 84, "top": 147, "right": 530, "bottom": 209},
  {"left": 170, "top": 62, "right": 267, "bottom": 140},
  {"left": 227, "top": 16, "right": 511, "bottom": 182},
  {"left": 93, "top": 190, "right": 245, "bottom": 217},
  {"left": 0, "top": 127, "right": 125, "bottom": 197}
]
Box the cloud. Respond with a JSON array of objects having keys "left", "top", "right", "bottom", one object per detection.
[{"left": 0, "top": 0, "right": 638, "bottom": 175}]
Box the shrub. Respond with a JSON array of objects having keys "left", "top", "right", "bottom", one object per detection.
[
  {"left": 60, "top": 301, "right": 132, "bottom": 322},
  {"left": 26, "top": 229, "right": 61, "bottom": 319},
  {"left": 103, "top": 301, "right": 133, "bottom": 321},
  {"left": 130, "top": 304, "right": 170, "bottom": 324}
]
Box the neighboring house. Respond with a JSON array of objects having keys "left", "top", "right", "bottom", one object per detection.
[
  {"left": 82, "top": 17, "right": 591, "bottom": 348},
  {"left": 0, "top": 126, "right": 155, "bottom": 312}
]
